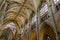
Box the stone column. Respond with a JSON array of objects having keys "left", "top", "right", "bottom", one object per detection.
[
  {"left": 46, "top": 0, "right": 58, "bottom": 40},
  {"left": 36, "top": 10, "right": 40, "bottom": 40},
  {"left": 27, "top": 19, "right": 31, "bottom": 40},
  {"left": 50, "top": 0, "right": 56, "bottom": 14}
]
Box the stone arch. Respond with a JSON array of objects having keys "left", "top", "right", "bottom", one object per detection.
[
  {"left": 57, "top": 14, "right": 60, "bottom": 32},
  {"left": 39, "top": 22, "right": 56, "bottom": 40},
  {"left": 30, "top": 30, "right": 37, "bottom": 40}
]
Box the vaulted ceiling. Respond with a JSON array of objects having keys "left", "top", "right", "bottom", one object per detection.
[
  {"left": 0, "top": 0, "right": 47, "bottom": 33},
  {"left": 0, "top": 0, "right": 46, "bottom": 26}
]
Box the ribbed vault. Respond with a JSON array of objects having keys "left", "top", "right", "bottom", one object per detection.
[
  {"left": 4, "top": 0, "right": 46, "bottom": 25},
  {"left": 0, "top": 0, "right": 47, "bottom": 34}
]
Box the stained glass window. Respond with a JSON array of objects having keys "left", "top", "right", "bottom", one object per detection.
[
  {"left": 40, "top": 4, "right": 48, "bottom": 16},
  {"left": 54, "top": 0, "right": 59, "bottom": 4}
]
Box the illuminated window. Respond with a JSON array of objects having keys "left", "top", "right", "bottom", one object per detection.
[
  {"left": 54, "top": 0, "right": 59, "bottom": 4},
  {"left": 40, "top": 4, "right": 48, "bottom": 16}
]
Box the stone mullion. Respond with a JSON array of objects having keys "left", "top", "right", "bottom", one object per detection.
[
  {"left": 27, "top": 18, "right": 31, "bottom": 40},
  {"left": 36, "top": 10, "right": 40, "bottom": 40}
]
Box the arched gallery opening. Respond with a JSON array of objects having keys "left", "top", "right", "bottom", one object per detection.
[
  {"left": 39, "top": 23, "right": 56, "bottom": 40},
  {"left": 30, "top": 30, "right": 37, "bottom": 40}
]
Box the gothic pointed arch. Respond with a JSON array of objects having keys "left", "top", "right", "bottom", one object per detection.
[
  {"left": 30, "top": 30, "right": 37, "bottom": 40},
  {"left": 39, "top": 22, "right": 56, "bottom": 40}
]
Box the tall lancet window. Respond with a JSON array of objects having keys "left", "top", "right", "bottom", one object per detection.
[
  {"left": 40, "top": 4, "right": 48, "bottom": 16},
  {"left": 40, "top": 3, "right": 49, "bottom": 23},
  {"left": 54, "top": 0, "right": 59, "bottom": 4}
]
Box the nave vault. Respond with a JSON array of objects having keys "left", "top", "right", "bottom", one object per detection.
[{"left": 0, "top": 0, "right": 60, "bottom": 40}]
